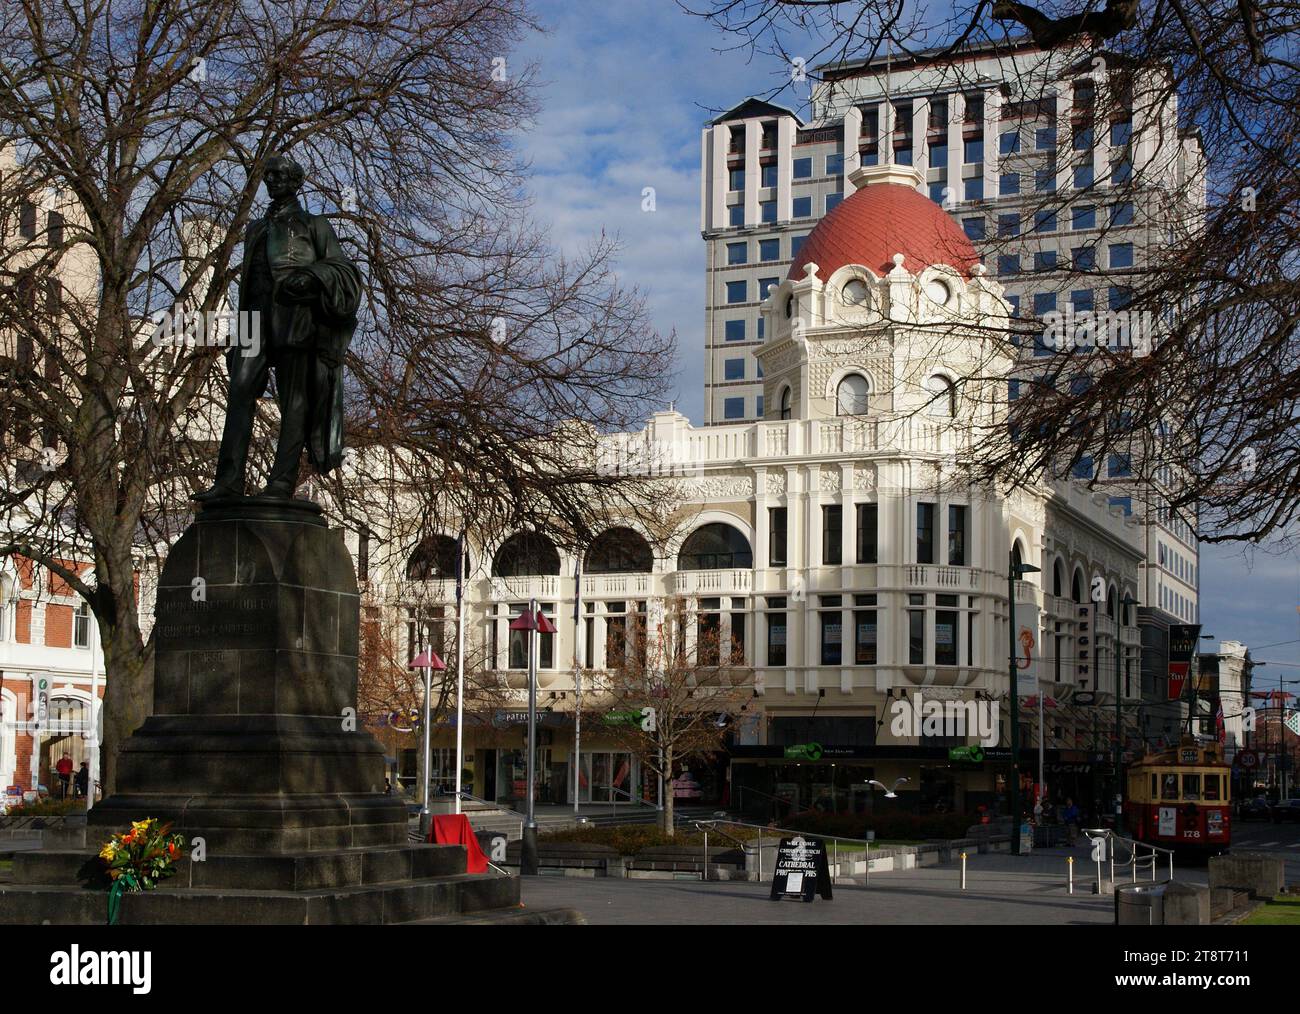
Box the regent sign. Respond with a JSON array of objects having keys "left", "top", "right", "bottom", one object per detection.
[{"left": 889, "top": 693, "right": 1000, "bottom": 747}]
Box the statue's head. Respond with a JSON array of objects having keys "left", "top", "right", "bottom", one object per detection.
[{"left": 263, "top": 154, "right": 306, "bottom": 201}]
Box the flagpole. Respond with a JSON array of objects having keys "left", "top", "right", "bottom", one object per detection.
[
  {"left": 523, "top": 597, "right": 539, "bottom": 874},
  {"left": 419, "top": 653, "right": 432, "bottom": 839},
  {"left": 454, "top": 531, "right": 466, "bottom": 816},
  {"left": 573, "top": 554, "right": 583, "bottom": 816},
  {"left": 1037, "top": 689, "right": 1045, "bottom": 810}
]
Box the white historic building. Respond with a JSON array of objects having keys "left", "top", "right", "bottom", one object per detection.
[{"left": 369, "top": 163, "right": 1145, "bottom": 817}]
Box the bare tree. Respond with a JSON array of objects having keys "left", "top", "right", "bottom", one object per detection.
[
  {"left": 685, "top": 0, "right": 1300, "bottom": 545},
  {"left": 591, "top": 597, "right": 751, "bottom": 835},
  {"left": 0, "top": 1, "right": 674, "bottom": 790},
  {"left": 356, "top": 583, "right": 508, "bottom": 799}
]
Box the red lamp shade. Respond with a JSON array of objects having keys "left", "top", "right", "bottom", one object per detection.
[
  {"left": 409, "top": 649, "right": 446, "bottom": 670},
  {"left": 509, "top": 610, "right": 557, "bottom": 634}
]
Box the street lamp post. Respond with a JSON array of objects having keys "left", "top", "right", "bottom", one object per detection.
[
  {"left": 1008, "top": 550, "right": 1040, "bottom": 856},
  {"left": 509, "top": 599, "right": 556, "bottom": 876},
  {"left": 1115, "top": 594, "right": 1138, "bottom": 830},
  {"left": 408, "top": 647, "right": 447, "bottom": 841}
]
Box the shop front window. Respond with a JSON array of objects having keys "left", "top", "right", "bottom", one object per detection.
[{"left": 577, "top": 751, "right": 635, "bottom": 803}]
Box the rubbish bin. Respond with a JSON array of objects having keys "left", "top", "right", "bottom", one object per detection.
[{"left": 1115, "top": 882, "right": 1167, "bottom": 925}]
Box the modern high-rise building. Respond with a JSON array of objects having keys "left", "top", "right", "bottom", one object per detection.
[{"left": 700, "top": 40, "right": 1204, "bottom": 688}]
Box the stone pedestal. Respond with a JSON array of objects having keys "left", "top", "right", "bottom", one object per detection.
[
  {"left": 0, "top": 498, "right": 545, "bottom": 924},
  {"left": 87, "top": 497, "right": 405, "bottom": 851}
]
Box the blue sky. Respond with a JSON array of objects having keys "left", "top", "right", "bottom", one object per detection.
[{"left": 513, "top": 1, "right": 1300, "bottom": 679}]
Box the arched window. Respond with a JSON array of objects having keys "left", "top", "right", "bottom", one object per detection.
[
  {"left": 1071, "top": 569, "right": 1084, "bottom": 604},
  {"left": 1106, "top": 586, "right": 1117, "bottom": 619},
  {"left": 1011, "top": 540, "right": 1024, "bottom": 574},
  {"left": 492, "top": 532, "right": 560, "bottom": 578},
  {"left": 678, "top": 523, "right": 753, "bottom": 570},
  {"left": 1122, "top": 593, "right": 1132, "bottom": 626},
  {"left": 779, "top": 386, "right": 792, "bottom": 420},
  {"left": 836, "top": 373, "right": 870, "bottom": 416},
  {"left": 926, "top": 375, "right": 956, "bottom": 417},
  {"left": 586, "top": 527, "right": 653, "bottom": 574},
  {"left": 1053, "top": 560, "right": 1064, "bottom": 598},
  {"left": 406, "top": 535, "right": 466, "bottom": 580}
]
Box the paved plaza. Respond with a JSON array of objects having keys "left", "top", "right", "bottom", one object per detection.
[
  {"left": 517, "top": 822, "right": 1300, "bottom": 924},
  {"left": 520, "top": 845, "right": 1117, "bottom": 924}
]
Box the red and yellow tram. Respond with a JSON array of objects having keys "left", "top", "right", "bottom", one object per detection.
[{"left": 1124, "top": 739, "right": 1232, "bottom": 854}]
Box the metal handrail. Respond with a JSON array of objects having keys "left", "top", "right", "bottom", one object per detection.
[
  {"left": 694, "top": 817, "right": 874, "bottom": 847},
  {"left": 735, "top": 784, "right": 815, "bottom": 819},
  {"left": 692, "top": 817, "right": 875, "bottom": 886},
  {"left": 447, "top": 789, "right": 529, "bottom": 824},
  {"left": 1082, "top": 827, "right": 1175, "bottom": 884},
  {"left": 606, "top": 784, "right": 657, "bottom": 815}
]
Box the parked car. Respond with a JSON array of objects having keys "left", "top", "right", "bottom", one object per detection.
[
  {"left": 1239, "top": 796, "right": 1273, "bottom": 821},
  {"left": 1270, "top": 798, "right": 1300, "bottom": 823}
]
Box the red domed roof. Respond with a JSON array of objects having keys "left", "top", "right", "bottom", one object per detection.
[{"left": 787, "top": 181, "right": 981, "bottom": 282}]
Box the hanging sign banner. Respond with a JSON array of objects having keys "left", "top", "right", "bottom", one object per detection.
[
  {"left": 1167, "top": 624, "right": 1201, "bottom": 701},
  {"left": 1014, "top": 604, "right": 1039, "bottom": 697}
]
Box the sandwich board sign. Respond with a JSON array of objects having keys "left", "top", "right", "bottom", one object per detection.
[{"left": 769, "top": 835, "right": 832, "bottom": 902}]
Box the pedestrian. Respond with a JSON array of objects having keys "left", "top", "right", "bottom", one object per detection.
[
  {"left": 55, "top": 753, "right": 73, "bottom": 799},
  {"left": 1062, "top": 797, "right": 1080, "bottom": 844},
  {"left": 74, "top": 761, "right": 89, "bottom": 799}
]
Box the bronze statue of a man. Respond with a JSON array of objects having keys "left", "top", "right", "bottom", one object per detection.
[{"left": 194, "top": 154, "right": 362, "bottom": 501}]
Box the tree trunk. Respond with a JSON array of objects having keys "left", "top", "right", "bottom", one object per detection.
[
  {"left": 96, "top": 613, "right": 152, "bottom": 796},
  {"left": 660, "top": 744, "right": 674, "bottom": 836}
]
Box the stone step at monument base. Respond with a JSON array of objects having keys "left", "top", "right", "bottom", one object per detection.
[
  {"left": 411, "top": 906, "right": 588, "bottom": 925},
  {"left": 0, "top": 872, "right": 518, "bottom": 925},
  {"left": 12, "top": 842, "right": 467, "bottom": 892}
]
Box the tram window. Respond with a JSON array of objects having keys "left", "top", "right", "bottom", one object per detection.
[
  {"left": 1183, "top": 774, "right": 1201, "bottom": 800},
  {"left": 1205, "top": 775, "right": 1221, "bottom": 801},
  {"left": 1161, "top": 774, "right": 1179, "bottom": 800},
  {"left": 1150, "top": 775, "right": 1157, "bottom": 799}
]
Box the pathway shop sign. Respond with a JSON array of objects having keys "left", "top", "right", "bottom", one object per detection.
[
  {"left": 890, "top": 693, "right": 999, "bottom": 746},
  {"left": 769, "top": 836, "right": 832, "bottom": 902}
]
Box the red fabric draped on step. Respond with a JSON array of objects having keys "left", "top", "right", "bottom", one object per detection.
[{"left": 430, "top": 813, "right": 489, "bottom": 874}]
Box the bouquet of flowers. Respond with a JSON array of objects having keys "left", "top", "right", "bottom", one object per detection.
[{"left": 98, "top": 818, "right": 187, "bottom": 892}]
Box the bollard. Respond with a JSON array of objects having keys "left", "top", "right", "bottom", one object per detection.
[
  {"left": 960, "top": 851, "right": 967, "bottom": 890},
  {"left": 1068, "top": 855, "right": 1074, "bottom": 894},
  {"left": 703, "top": 832, "right": 708, "bottom": 882}
]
